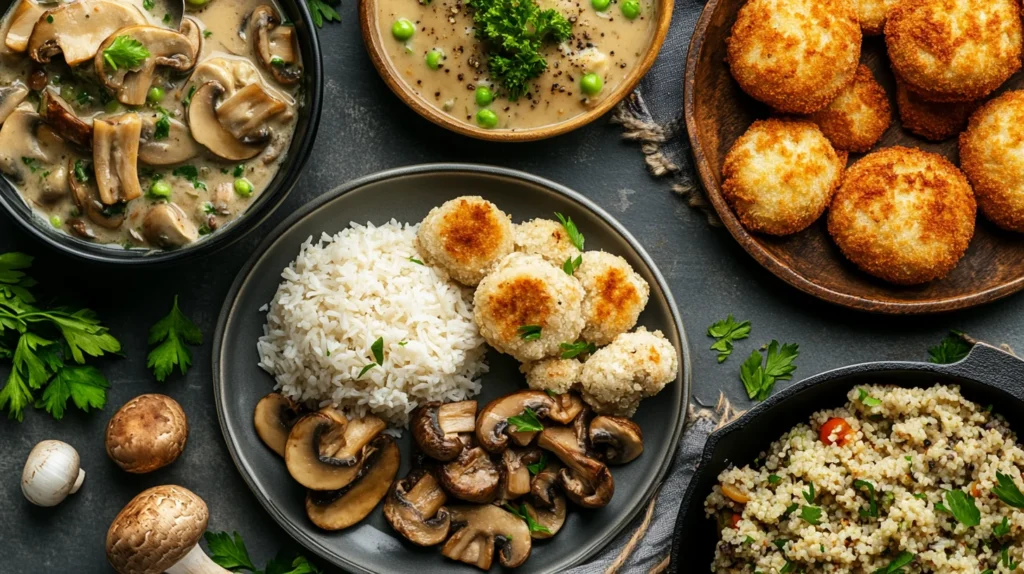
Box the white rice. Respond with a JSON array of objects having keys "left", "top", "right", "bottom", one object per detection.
[{"left": 257, "top": 219, "right": 488, "bottom": 427}]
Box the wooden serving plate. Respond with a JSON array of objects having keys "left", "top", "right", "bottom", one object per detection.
[{"left": 684, "top": 0, "right": 1024, "bottom": 314}]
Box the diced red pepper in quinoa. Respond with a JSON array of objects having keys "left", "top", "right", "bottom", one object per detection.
[{"left": 820, "top": 417, "right": 854, "bottom": 446}]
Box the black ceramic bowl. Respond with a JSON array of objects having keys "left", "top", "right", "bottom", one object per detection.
[
  {"left": 670, "top": 343, "right": 1024, "bottom": 571},
  {"left": 0, "top": 0, "right": 323, "bottom": 266}
]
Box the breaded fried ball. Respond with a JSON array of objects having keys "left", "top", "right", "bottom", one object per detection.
[
  {"left": 726, "top": 0, "right": 861, "bottom": 114},
  {"left": 473, "top": 253, "right": 585, "bottom": 362},
  {"left": 885, "top": 0, "right": 1022, "bottom": 103},
  {"left": 521, "top": 358, "right": 582, "bottom": 395},
  {"left": 578, "top": 328, "right": 678, "bottom": 417},
  {"left": 960, "top": 91, "right": 1024, "bottom": 232},
  {"left": 828, "top": 147, "right": 976, "bottom": 285},
  {"left": 575, "top": 251, "right": 650, "bottom": 346},
  {"left": 895, "top": 78, "right": 979, "bottom": 141},
  {"left": 417, "top": 196, "right": 514, "bottom": 286},
  {"left": 722, "top": 119, "right": 847, "bottom": 236},
  {"left": 808, "top": 65, "right": 892, "bottom": 153},
  {"left": 850, "top": 0, "right": 899, "bottom": 34},
  {"left": 513, "top": 218, "right": 579, "bottom": 267}
]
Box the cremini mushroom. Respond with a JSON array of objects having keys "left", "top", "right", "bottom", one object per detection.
[
  {"left": 439, "top": 445, "right": 500, "bottom": 503},
  {"left": 549, "top": 391, "right": 586, "bottom": 424},
  {"left": 21, "top": 440, "right": 85, "bottom": 507},
  {"left": 383, "top": 469, "right": 451, "bottom": 546},
  {"left": 0, "top": 84, "right": 29, "bottom": 125},
  {"left": 215, "top": 83, "right": 287, "bottom": 142},
  {"left": 499, "top": 448, "right": 541, "bottom": 501},
  {"left": 179, "top": 16, "right": 203, "bottom": 59},
  {"left": 537, "top": 426, "right": 615, "bottom": 509},
  {"left": 589, "top": 415, "right": 643, "bottom": 464},
  {"left": 284, "top": 409, "right": 386, "bottom": 490},
  {"left": 250, "top": 5, "right": 301, "bottom": 85},
  {"left": 139, "top": 112, "right": 202, "bottom": 166},
  {"left": 476, "top": 391, "right": 556, "bottom": 453},
  {"left": 411, "top": 400, "right": 477, "bottom": 461},
  {"left": 441, "top": 505, "right": 532, "bottom": 570},
  {"left": 94, "top": 26, "right": 198, "bottom": 106},
  {"left": 187, "top": 81, "right": 267, "bottom": 161},
  {"left": 106, "top": 485, "right": 228, "bottom": 574},
  {"left": 105, "top": 394, "right": 189, "bottom": 474},
  {"left": 93, "top": 113, "right": 143, "bottom": 205},
  {"left": 69, "top": 157, "right": 125, "bottom": 229},
  {"left": 28, "top": 0, "right": 147, "bottom": 66},
  {"left": 529, "top": 458, "right": 563, "bottom": 507},
  {"left": 142, "top": 203, "right": 199, "bottom": 248},
  {"left": 305, "top": 435, "right": 400, "bottom": 531},
  {"left": 3, "top": 0, "right": 45, "bottom": 53},
  {"left": 524, "top": 495, "right": 566, "bottom": 539},
  {"left": 39, "top": 88, "right": 93, "bottom": 148},
  {"left": 253, "top": 392, "right": 303, "bottom": 457}
]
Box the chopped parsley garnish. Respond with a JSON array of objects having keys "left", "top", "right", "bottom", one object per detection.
[
  {"left": 854, "top": 479, "right": 878, "bottom": 518},
  {"left": 1003, "top": 546, "right": 1020, "bottom": 569},
  {"left": 74, "top": 89, "right": 93, "bottom": 107},
  {"left": 526, "top": 452, "right": 547, "bottom": 475},
  {"left": 307, "top": 0, "right": 341, "bottom": 27},
  {"left": 203, "top": 202, "right": 217, "bottom": 215},
  {"left": 739, "top": 340, "right": 799, "bottom": 401},
  {"left": 143, "top": 0, "right": 155, "bottom": 9},
  {"left": 182, "top": 84, "right": 197, "bottom": 107},
  {"left": 939, "top": 489, "right": 980, "bottom": 527},
  {"left": 503, "top": 503, "right": 551, "bottom": 534},
  {"left": 803, "top": 482, "right": 816, "bottom": 503},
  {"left": 993, "top": 472, "right": 1024, "bottom": 508},
  {"left": 154, "top": 110, "right": 171, "bottom": 140},
  {"left": 780, "top": 561, "right": 795, "bottom": 574},
  {"left": 518, "top": 324, "right": 542, "bottom": 341},
  {"left": 858, "top": 388, "right": 882, "bottom": 407},
  {"left": 768, "top": 474, "right": 782, "bottom": 485},
  {"left": 928, "top": 331, "right": 971, "bottom": 364},
  {"left": 357, "top": 363, "right": 376, "bottom": 378},
  {"left": 172, "top": 165, "right": 207, "bottom": 190},
  {"left": 871, "top": 551, "right": 915, "bottom": 574},
  {"left": 995, "top": 516, "right": 1011, "bottom": 537},
  {"left": 21, "top": 157, "right": 39, "bottom": 173},
  {"left": 773, "top": 538, "right": 787, "bottom": 550},
  {"left": 233, "top": 164, "right": 245, "bottom": 177},
  {"left": 73, "top": 160, "right": 91, "bottom": 183},
  {"left": 146, "top": 296, "right": 203, "bottom": 382},
  {"left": 800, "top": 505, "right": 822, "bottom": 525},
  {"left": 507, "top": 406, "right": 544, "bottom": 432},
  {"left": 562, "top": 254, "right": 582, "bottom": 275},
  {"left": 559, "top": 340, "right": 595, "bottom": 359},
  {"left": 102, "top": 36, "right": 150, "bottom": 71},
  {"left": 554, "top": 212, "right": 584, "bottom": 251},
  {"left": 408, "top": 256, "right": 424, "bottom": 265},
  {"left": 358, "top": 337, "right": 385, "bottom": 378},
  {"left": 707, "top": 315, "right": 751, "bottom": 363},
  {"left": 162, "top": 13, "right": 171, "bottom": 23},
  {"left": 782, "top": 503, "right": 799, "bottom": 518},
  {"left": 203, "top": 30, "right": 213, "bottom": 38},
  {"left": 913, "top": 493, "right": 927, "bottom": 500}
]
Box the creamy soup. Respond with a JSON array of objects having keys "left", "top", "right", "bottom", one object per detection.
[
  {"left": 375, "top": 0, "right": 655, "bottom": 131},
  {"left": 0, "top": 0, "right": 303, "bottom": 250}
]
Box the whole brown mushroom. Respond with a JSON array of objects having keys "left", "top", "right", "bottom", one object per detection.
[{"left": 105, "top": 394, "right": 188, "bottom": 474}]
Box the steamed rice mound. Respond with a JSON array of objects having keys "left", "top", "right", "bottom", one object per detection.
[
  {"left": 257, "top": 220, "right": 488, "bottom": 427},
  {"left": 706, "top": 384, "right": 1024, "bottom": 573}
]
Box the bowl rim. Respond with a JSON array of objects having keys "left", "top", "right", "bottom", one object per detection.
[
  {"left": 0, "top": 0, "right": 325, "bottom": 267},
  {"left": 682, "top": 0, "right": 1024, "bottom": 315},
  {"left": 211, "top": 162, "right": 694, "bottom": 573},
  {"left": 359, "top": 0, "right": 674, "bottom": 142}
]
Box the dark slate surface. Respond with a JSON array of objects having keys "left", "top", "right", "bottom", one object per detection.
[{"left": 2, "top": 5, "right": 1023, "bottom": 573}]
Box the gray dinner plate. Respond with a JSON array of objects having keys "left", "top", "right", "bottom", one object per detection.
[{"left": 213, "top": 164, "right": 692, "bottom": 574}]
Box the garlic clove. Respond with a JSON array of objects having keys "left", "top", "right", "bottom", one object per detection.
[{"left": 22, "top": 440, "right": 85, "bottom": 507}]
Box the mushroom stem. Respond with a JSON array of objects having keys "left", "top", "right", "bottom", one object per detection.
[
  {"left": 70, "top": 468, "right": 86, "bottom": 494},
  {"left": 165, "top": 544, "right": 230, "bottom": 574}
]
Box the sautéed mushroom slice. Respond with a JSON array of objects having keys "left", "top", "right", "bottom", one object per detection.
[
  {"left": 94, "top": 26, "right": 198, "bottom": 106},
  {"left": 250, "top": 5, "right": 301, "bottom": 85},
  {"left": 28, "top": 0, "right": 147, "bottom": 66}
]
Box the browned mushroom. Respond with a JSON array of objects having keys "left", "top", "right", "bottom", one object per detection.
[
  {"left": 39, "top": 88, "right": 92, "bottom": 148},
  {"left": 476, "top": 391, "right": 558, "bottom": 453},
  {"left": 284, "top": 410, "right": 386, "bottom": 491},
  {"left": 250, "top": 5, "right": 302, "bottom": 85},
  {"left": 441, "top": 505, "right": 532, "bottom": 570},
  {"left": 383, "top": 469, "right": 451, "bottom": 546},
  {"left": 529, "top": 459, "right": 563, "bottom": 507},
  {"left": 3, "top": 0, "right": 45, "bottom": 53},
  {"left": 498, "top": 448, "right": 542, "bottom": 501},
  {"left": 590, "top": 416, "right": 644, "bottom": 465},
  {"left": 92, "top": 114, "right": 142, "bottom": 205},
  {"left": 215, "top": 83, "right": 287, "bottom": 142},
  {"left": 104, "top": 394, "right": 188, "bottom": 474},
  {"left": 538, "top": 426, "right": 614, "bottom": 509},
  {"left": 142, "top": 203, "right": 198, "bottom": 248},
  {"left": 524, "top": 494, "right": 567, "bottom": 539},
  {"left": 305, "top": 435, "right": 400, "bottom": 531},
  {"left": 69, "top": 158, "right": 124, "bottom": 229},
  {"left": 187, "top": 81, "right": 266, "bottom": 161},
  {"left": 439, "top": 445, "right": 500, "bottom": 503},
  {"left": 28, "top": 0, "right": 147, "bottom": 66},
  {"left": 411, "top": 400, "right": 477, "bottom": 461},
  {"left": 94, "top": 26, "right": 198, "bottom": 106},
  {"left": 253, "top": 392, "right": 303, "bottom": 457}
]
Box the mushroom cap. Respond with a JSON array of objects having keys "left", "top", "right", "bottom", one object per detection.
[
  {"left": 305, "top": 435, "right": 400, "bottom": 531},
  {"left": 284, "top": 411, "right": 386, "bottom": 490},
  {"left": 383, "top": 469, "right": 451, "bottom": 546},
  {"left": 253, "top": 392, "right": 302, "bottom": 457},
  {"left": 442, "top": 505, "right": 532, "bottom": 569},
  {"left": 589, "top": 415, "right": 644, "bottom": 465},
  {"left": 28, "top": 0, "right": 147, "bottom": 66},
  {"left": 187, "top": 81, "right": 266, "bottom": 161},
  {"left": 411, "top": 400, "right": 477, "bottom": 462},
  {"left": 94, "top": 25, "right": 198, "bottom": 106},
  {"left": 439, "top": 445, "right": 500, "bottom": 503},
  {"left": 475, "top": 391, "right": 556, "bottom": 453},
  {"left": 142, "top": 203, "right": 199, "bottom": 249},
  {"left": 105, "top": 394, "right": 188, "bottom": 474},
  {"left": 106, "top": 485, "right": 208, "bottom": 574}
]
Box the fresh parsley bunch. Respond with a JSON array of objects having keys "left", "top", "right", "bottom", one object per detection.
[
  {"left": 0, "top": 253, "right": 120, "bottom": 421},
  {"left": 205, "top": 531, "right": 322, "bottom": 573}
]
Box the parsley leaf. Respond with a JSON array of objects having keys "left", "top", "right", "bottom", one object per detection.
[
  {"left": 102, "top": 35, "right": 150, "bottom": 71},
  {"left": 147, "top": 295, "right": 203, "bottom": 382},
  {"left": 527, "top": 452, "right": 547, "bottom": 475},
  {"left": 858, "top": 388, "right": 882, "bottom": 407},
  {"left": 739, "top": 341, "right": 799, "bottom": 401},
  {"left": 928, "top": 331, "right": 971, "bottom": 364},
  {"left": 707, "top": 315, "right": 751, "bottom": 363},
  {"left": 518, "top": 324, "right": 542, "bottom": 341},
  {"left": 554, "top": 212, "right": 584, "bottom": 251},
  {"left": 265, "top": 553, "right": 323, "bottom": 574},
  {"left": 854, "top": 479, "right": 878, "bottom": 518},
  {"left": 994, "top": 472, "right": 1024, "bottom": 508},
  {"left": 995, "top": 516, "right": 1011, "bottom": 537},
  {"left": 503, "top": 503, "right": 551, "bottom": 535},
  {"left": 370, "top": 336, "right": 384, "bottom": 365},
  {"left": 1003, "top": 546, "right": 1020, "bottom": 569},
  {"left": 942, "top": 489, "right": 980, "bottom": 527},
  {"left": 173, "top": 165, "right": 207, "bottom": 190},
  {"left": 871, "top": 551, "right": 915, "bottom": 574},
  {"left": 204, "top": 531, "right": 257, "bottom": 571},
  {"left": 507, "top": 406, "right": 543, "bottom": 432},
  {"left": 559, "top": 340, "right": 596, "bottom": 359},
  {"left": 73, "top": 159, "right": 91, "bottom": 184},
  {"left": 409, "top": 256, "right": 425, "bottom": 265},
  {"left": 800, "top": 505, "right": 822, "bottom": 525},
  {"left": 562, "top": 254, "right": 582, "bottom": 275},
  {"left": 154, "top": 110, "right": 170, "bottom": 140},
  {"left": 768, "top": 474, "right": 782, "bottom": 485},
  {"left": 307, "top": 0, "right": 341, "bottom": 27},
  {"left": 803, "top": 482, "right": 815, "bottom": 503},
  {"left": 182, "top": 84, "right": 197, "bottom": 107},
  {"left": 39, "top": 365, "right": 109, "bottom": 420},
  {"left": 357, "top": 363, "right": 376, "bottom": 378},
  {"left": 782, "top": 503, "right": 799, "bottom": 518}
]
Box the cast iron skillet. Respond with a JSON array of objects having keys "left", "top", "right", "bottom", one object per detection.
[
  {"left": 669, "top": 343, "right": 1024, "bottom": 571},
  {"left": 0, "top": 0, "right": 323, "bottom": 266}
]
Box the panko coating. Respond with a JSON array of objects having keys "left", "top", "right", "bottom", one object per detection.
[
  {"left": 851, "top": 0, "right": 899, "bottom": 34},
  {"left": 473, "top": 253, "right": 585, "bottom": 362},
  {"left": 960, "top": 91, "right": 1024, "bottom": 232},
  {"left": 417, "top": 196, "right": 514, "bottom": 286},
  {"left": 575, "top": 251, "right": 650, "bottom": 346},
  {"left": 828, "top": 147, "right": 976, "bottom": 285},
  {"left": 578, "top": 328, "right": 678, "bottom": 417},
  {"left": 722, "top": 119, "right": 847, "bottom": 236},
  {"left": 895, "top": 78, "right": 978, "bottom": 141},
  {"left": 726, "top": 0, "right": 861, "bottom": 114},
  {"left": 513, "top": 218, "right": 579, "bottom": 267},
  {"left": 807, "top": 65, "right": 892, "bottom": 153},
  {"left": 521, "top": 358, "right": 582, "bottom": 395},
  {"left": 885, "top": 0, "right": 1022, "bottom": 103}
]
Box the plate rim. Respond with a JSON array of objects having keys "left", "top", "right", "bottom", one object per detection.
[
  {"left": 212, "top": 163, "right": 693, "bottom": 574},
  {"left": 683, "top": 0, "right": 1024, "bottom": 315}
]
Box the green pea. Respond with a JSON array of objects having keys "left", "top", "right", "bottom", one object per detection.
[
  {"left": 592, "top": 0, "right": 611, "bottom": 11},
  {"left": 621, "top": 0, "right": 640, "bottom": 18},
  {"left": 49, "top": 215, "right": 61, "bottom": 228},
  {"left": 149, "top": 180, "right": 172, "bottom": 199},
  {"left": 426, "top": 49, "right": 444, "bottom": 70},
  {"left": 104, "top": 100, "right": 120, "bottom": 114},
  {"left": 234, "top": 178, "right": 254, "bottom": 197},
  {"left": 581, "top": 73, "right": 603, "bottom": 96},
  {"left": 147, "top": 86, "right": 165, "bottom": 103},
  {"left": 475, "top": 86, "right": 493, "bottom": 107},
  {"left": 476, "top": 109, "right": 498, "bottom": 129},
  {"left": 185, "top": 0, "right": 210, "bottom": 6},
  {"left": 392, "top": 19, "right": 415, "bottom": 41}
]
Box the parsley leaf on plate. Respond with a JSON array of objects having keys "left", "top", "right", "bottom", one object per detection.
[
  {"left": 562, "top": 254, "right": 582, "bottom": 275},
  {"left": 554, "top": 212, "right": 584, "bottom": 251},
  {"left": 707, "top": 315, "right": 750, "bottom": 363},
  {"left": 858, "top": 388, "right": 882, "bottom": 407},
  {"left": 154, "top": 110, "right": 170, "bottom": 140},
  {"left": 995, "top": 516, "right": 1011, "bottom": 537},
  {"left": 507, "top": 406, "right": 543, "bottom": 433},
  {"left": 307, "top": 0, "right": 341, "bottom": 27},
  {"left": 518, "top": 324, "right": 542, "bottom": 341},
  {"left": 800, "top": 505, "right": 822, "bottom": 525},
  {"left": 102, "top": 35, "right": 150, "bottom": 71},
  {"left": 927, "top": 331, "right": 971, "bottom": 364},
  {"left": 503, "top": 503, "right": 551, "bottom": 535},
  {"left": 871, "top": 551, "right": 915, "bottom": 574},
  {"left": 854, "top": 479, "right": 878, "bottom": 518},
  {"left": 559, "top": 340, "right": 596, "bottom": 359},
  {"left": 942, "top": 489, "right": 980, "bottom": 527},
  {"left": 147, "top": 295, "right": 203, "bottom": 382},
  {"left": 994, "top": 472, "right": 1024, "bottom": 508},
  {"left": 527, "top": 452, "right": 548, "bottom": 475},
  {"left": 739, "top": 340, "right": 799, "bottom": 401},
  {"left": 204, "top": 531, "right": 257, "bottom": 571}
]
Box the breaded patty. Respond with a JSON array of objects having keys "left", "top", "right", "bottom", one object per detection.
[
  {"left": 417, "top": 196, "right": 514, "bottom": 286},
  {"left": 960, "top": 91, "right": 1024, "bottom": 232},
  {"left": 575, "top": 251, "right": 650, "bottom": 346},
  {"left": 726, "top": 0, "right": 861, "bottom": 114},
  {"left": 895, "top": 77, "right": 978, "bottom": 141},
  {"left": 578, "top": 328, "right": 678, "bottom": 417},
  {"left": 885, "top": 0, "right": 1022, "bottom": 102},
  {"left": 808, "top": 65, "right": 892, "bottom": 153},
  {"left": 521, "top": 358, "right": 582, "bottom": 395},
  {"left": 722, "top": 119, "right": 847, "bottom": 236},
  {"left": 828, "top": 147, "right": 976, "bottom": 285},
  {"left": 851, "top": 0, "right": 899, "bottom": 34},
  {"left": 473, "top": 253, "right": 584, "bottom": 362},
  {"left": 513, "top": 218, "right": 579, "bottom": 267}
]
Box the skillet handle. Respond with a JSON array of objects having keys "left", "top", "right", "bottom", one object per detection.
[{"left": 938, "top": 343, "right": 1024, "bottom": 402}]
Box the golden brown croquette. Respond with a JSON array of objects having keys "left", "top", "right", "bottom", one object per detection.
[
  {"left": 850, "top": 0, "right": 899, "bottom": 34},
  {"left": 959, "top": 91, "right": 1024, "bottom": 232},
  {"left": 722, "top": 119, "right": 847, "bottom": 236},
  {"left": 726, "top": 0, "right": 861, "bottom": 114},
  {"left": 885, "top": 0, "right": 1022, "bottom": 103},
  {"left": 828, "top": 147, "right": 976, "bottom": 285},
  {"left": 895, "top": 78, "right": 979, "bottom": 141},
  {"left": 513, "top": 218, "right": 579, "bottom": 267},
  {"left": 417, "top": 196, "right": 514, "bottom": 286},
  {"left": 807, "top": 65, "right": 892, "bottom": 153},
  {"left": 575, "top": 251, "right": 650, "bottom": 346}
]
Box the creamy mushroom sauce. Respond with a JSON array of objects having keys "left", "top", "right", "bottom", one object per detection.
[
  {"left": 375, "top": 0, "right": 655, "bottom": 130},
  {"left": 0, "top": 0, "right": 302, "bottom": 250}
]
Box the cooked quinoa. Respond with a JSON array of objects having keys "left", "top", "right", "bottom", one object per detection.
[{"left": 705, "top": 384, "right": 1024, "bottom": 573}]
